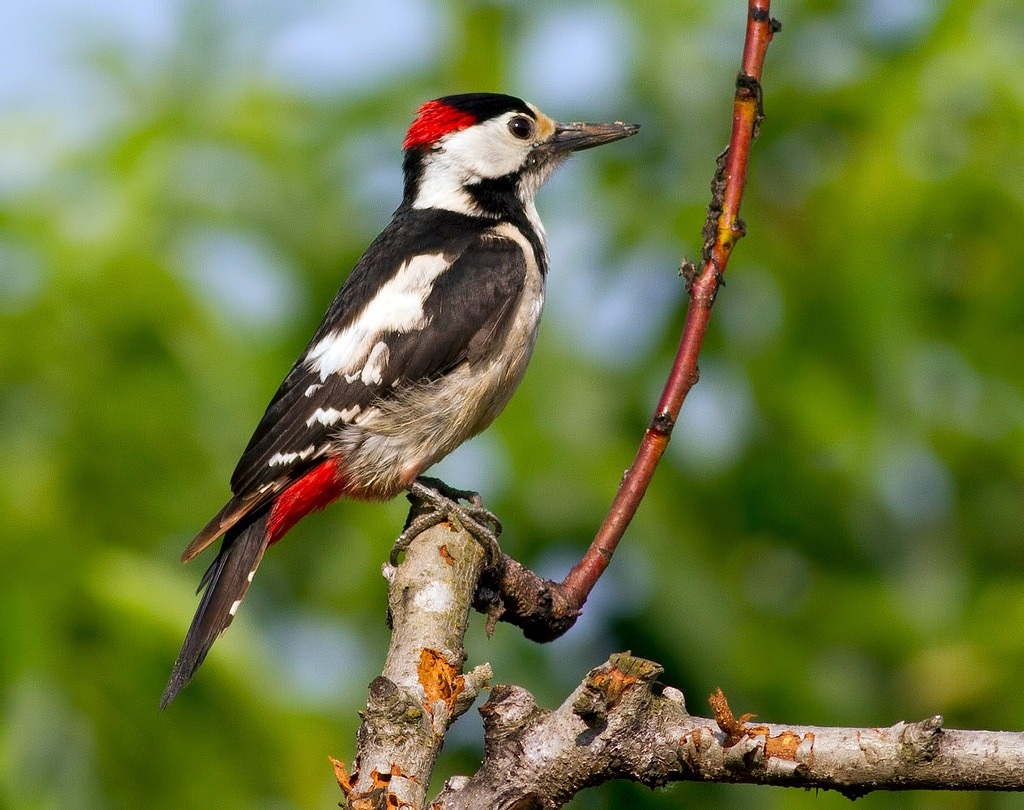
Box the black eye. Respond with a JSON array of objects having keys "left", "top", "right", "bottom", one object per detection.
[{"left": 508, "top": 115, "right": 535, "bottom": 140}]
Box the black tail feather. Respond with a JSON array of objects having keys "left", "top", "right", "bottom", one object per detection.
[{"left": 160, "top": 510, "right": 271, "bottom": 709}]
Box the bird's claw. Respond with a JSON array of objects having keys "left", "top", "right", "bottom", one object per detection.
[
  {"left": 390, "top": 478, "right": 503, "bottom": 567},
  {"left": 414, "top": 476, "right": 488, "bottom": 511}
]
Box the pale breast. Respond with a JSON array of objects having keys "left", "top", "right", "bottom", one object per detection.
[{"left": 336, "top": 222, "right": 546, "bottom": 497}]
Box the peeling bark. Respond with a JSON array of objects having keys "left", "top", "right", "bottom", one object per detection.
[
  {"left": 430, "top": 654, "right": 1024, "bottom": 809},
  {"left": 341, "top": 523, "right": 491, "bottom": 808},
  {"left": 340, "top": 520, "right": 1024, "bottom": 808}
]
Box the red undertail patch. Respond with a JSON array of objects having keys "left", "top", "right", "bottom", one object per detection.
[
  {"left": 268, "top": 458, "right": 345, "bottom": 543},
  {"left": 403, "top": 100, "right": 477, "bottom": 150}
]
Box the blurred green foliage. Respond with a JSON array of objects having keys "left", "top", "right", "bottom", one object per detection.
[{"left": 2, "top": 0, "right": 1023, "bottom": 807}]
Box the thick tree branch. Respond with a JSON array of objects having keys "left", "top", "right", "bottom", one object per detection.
[
  {"left": 483, "top": 0, "right": 781, "bottom": 642},
  {"left": 342, "top": 522, "right": 1024, "bottom": 807},
  {"left": 432, "top": 653, "right": 1024, "bottom": 809},
  {"left": 339, "top": 522, "right": 491, "bottom": 809}
]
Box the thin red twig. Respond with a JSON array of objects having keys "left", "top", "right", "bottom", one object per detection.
[{"left": 560, "top": 1, "right": 778, "bottom": 605}]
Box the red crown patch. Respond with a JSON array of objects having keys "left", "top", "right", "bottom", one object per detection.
[{"left": 403, "top": 100, "right": 477, "bottom": 150}]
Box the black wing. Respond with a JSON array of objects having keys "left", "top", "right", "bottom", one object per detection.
[{"left": 228, "top": 215, "right": 530, "bottom": 498}]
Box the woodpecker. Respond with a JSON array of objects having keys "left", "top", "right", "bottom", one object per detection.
[{"left": 161, "top": 93, "right": 638, "bottom": 708}]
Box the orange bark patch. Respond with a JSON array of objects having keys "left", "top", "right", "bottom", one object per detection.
[
  {"left": 709, "top": 687, "right": 756, "bottom": 745},
  {"left": 329, "top": 756, "right": 353, "bottom": 796},
  {"left": 438, "top": 544, "right": 456, "bottom": 566},
  {"left": 710, "top": 688, "right": 813, "bottom": 760},
  {"left": 748, "top": 725, "right": 812, "bottom": 760},
  {"left": 348, "top": 767, "right": 411, "bottom": 810},
  {"left": 589, "top": 665, "right": 640, "bottom": 710},
  {"left": 418, "top": 648, "right": 464, "bottom": 714}
]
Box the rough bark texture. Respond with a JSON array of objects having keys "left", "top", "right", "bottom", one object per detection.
[
  {"left": 341, "top": 526, "right": 1024, "bottom": 808},
  {"left": 430, "top": 653, "right": 1024, "bottom": 809},
  {"left": 342, "top": 522, "right": 491, "bottom": 809}
]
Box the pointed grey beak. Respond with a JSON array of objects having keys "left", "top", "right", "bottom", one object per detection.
[{"left": 549, "top": 120, "right": 640, "bottom": 153}]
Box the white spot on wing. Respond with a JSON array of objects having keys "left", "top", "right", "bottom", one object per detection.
[
  {"left": 229, "top": 599, "right": 242, "bottom": 616},
  {"left": 306, "top": 407, "right": 344, "bottom": 427},
  {"left": 268, "top": 444, "right": 317, "bottom": 467},
  {"left": 305, "top": 254, "right": 450, "bottom": 382},
  {"left": 361, "top": 341, "right": 389, "bottom": 385},
  {"left": 247, "top": 570, "right": 255, "bottom": 583},
  {"left": 340, "top": 405, "right": 361, "bottom": 421},
  {"left": 304, "top": 383, "right": 322, "bottom": 397}
]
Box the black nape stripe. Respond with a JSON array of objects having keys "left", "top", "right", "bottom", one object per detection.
[{"left": 401, "top": 148, "right": 427, "bottom": 207}]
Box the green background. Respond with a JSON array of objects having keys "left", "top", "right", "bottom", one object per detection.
[{"left": 2, "top": 0, "right": 1023, "bottom": 807}]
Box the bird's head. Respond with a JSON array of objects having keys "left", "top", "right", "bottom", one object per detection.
[{"left": 400, "top": 93, "right": 638, "bottom": 219}]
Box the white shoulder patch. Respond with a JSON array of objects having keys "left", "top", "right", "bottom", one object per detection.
[{"left": 305, "top": 253, "right": 450, "bottom": 382}]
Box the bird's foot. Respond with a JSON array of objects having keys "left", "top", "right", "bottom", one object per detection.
[{"left": 391, "top": 477, "right": 503, "bottom": 567}]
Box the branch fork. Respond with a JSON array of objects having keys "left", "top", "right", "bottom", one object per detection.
[{"left": 474, "top": 0, "right": 781, "bottom": 645}]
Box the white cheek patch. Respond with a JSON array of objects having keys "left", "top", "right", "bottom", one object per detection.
[
  {"left": 305, "top": 254, "right": 449, "bottom": 382},
  {"left": 413, "top": 113, "right": 533, "bottom": 212},
  {"left": 447, "top": 115, "right": 532, "bottom": 179}
]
